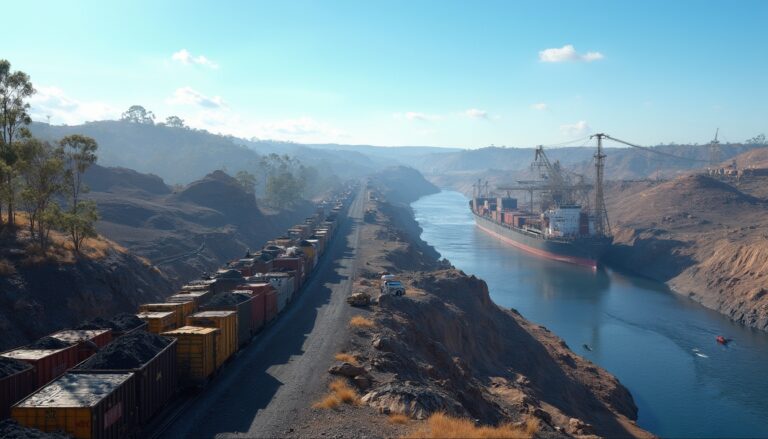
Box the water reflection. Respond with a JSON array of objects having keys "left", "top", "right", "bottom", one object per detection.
[{"left": 413, "top": 190, "right": 768, "bottom": 438}]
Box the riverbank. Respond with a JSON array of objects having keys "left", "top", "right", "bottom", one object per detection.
[
  {"left": 604, "top": 174, "right": 768, "bottom": 331},
  {"left": 302, "top": 181, "right": 651, "bottom": 438}
]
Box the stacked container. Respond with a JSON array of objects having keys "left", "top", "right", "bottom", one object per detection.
[
  {"left": 139, "top": 302, "right": 192, "bottom": 329},
  {"left": 200, "top": 294, "right": 254, "bottom": 348},
  {"left": 186, "top": 311, "right": 237, "bottom": 368},
  {"left": 161, "top": 326, "right": 219, "bottom": 386},
  {"left": 136, "top": 311, "right": 177, "bottom": 334}
]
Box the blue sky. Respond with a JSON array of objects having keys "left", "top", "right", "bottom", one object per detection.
[{"left": 5, "top": 0, "right": 767, "bottom": 147}]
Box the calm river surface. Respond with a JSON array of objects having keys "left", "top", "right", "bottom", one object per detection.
[{"left": 412, "top": 190, "right": 768, "bottom": 438}]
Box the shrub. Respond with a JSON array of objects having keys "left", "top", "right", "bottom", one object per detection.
[
  {"left": 334, "top": 352, "right": 358, "bottom": 365},
  {"left": 388, "top": 413, "right": 410, "bottom": 424},
  {"left": 349, "top": 315, "right": 375, "bottom": 328},
  {"left": 406, "top": 412, "right": 538, "bottom": 439},
  {"left": 312, "top": 395, "right": 340, "bottom": 410}
]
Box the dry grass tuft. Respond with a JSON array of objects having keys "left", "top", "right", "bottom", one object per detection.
[
  {"left": 312, "top": 378, "right": 360, "bottom": 410},
  {"left": 312, "top": 395, "right": 340, "bottom": 409},
  {"left": 0, "top": 258, "right": 16, "bottom": 276},
  {"left": 349, "top": 315, "right": 375, "bottom": 328},
  {"left": 388, "top": 413, "right": 410, "bottom": 424},
  {"left": 406, "top": 412, "right": 537, "bottom": 439},
  {"left": 334, "top": 352, "right": 358, "bottom": 365},
  {"left": 329, "top": 378, "right": 360, "bottom": 404}
]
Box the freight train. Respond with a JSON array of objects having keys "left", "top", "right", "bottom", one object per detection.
[{"left": 0, "top": 185, "right": 357, "bottom": 439}]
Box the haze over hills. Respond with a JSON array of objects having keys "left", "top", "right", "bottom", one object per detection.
[{"left": 30, "top": 120, "right": 767, "bottom": 193}]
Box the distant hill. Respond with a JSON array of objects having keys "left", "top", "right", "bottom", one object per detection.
[
  {"left": 414, "top": 143, "right": 766, "bottom": 193},
  {"left": 31, "top": 121, "right": 261, "bottom": 184},
  {"left": 30, "top": 121, "right": 384, "bottom": 185},
  {"left": 85, "top": 166, "right": 315, "bottom": 281}
]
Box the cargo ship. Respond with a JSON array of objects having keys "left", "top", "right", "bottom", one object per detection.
[
  {"left": 470, "top": 198, "right": 612, "bottom": 268},
  {"left": 470, "top": 136, "right": 613, "bottom": 268}
]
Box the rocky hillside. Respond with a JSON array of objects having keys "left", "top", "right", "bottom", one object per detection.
[
  {"left": 369, "top": 166, "right": 440, "bottom": 204},
  {"left": 605, "top": 172, "right": 768, "bottom": 330},
  {"left": 318, "top": 186, "right": 650, "bottom": 438},
  {"left": 0, "top": 233, "right": 172, "bottom": 351},
  {"left": 86, "top": 166, "right": 316, "bottom": 283}
]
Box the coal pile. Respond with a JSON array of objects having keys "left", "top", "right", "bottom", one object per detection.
[
  {"left": 76, "top": 313, "right": 144, "bottom": 333},
  {"left": 75, "top": 317, "right": 112, "bottom": 330},
  {"left": 204, "top": 292, "right": 248, "bottom": 308},
  {"left": 0, "top": 357, "right": 31, "bottom": 378},
  {"left": 27, "top": 337, "right": 71, "bottom": 350},
  {"left": 0, "top": 420, "right": 70, "bottom": 438},
  {"left": 76, "top": 331, "right": 171, "bottom": 370}
]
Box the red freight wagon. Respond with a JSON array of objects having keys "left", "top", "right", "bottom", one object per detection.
[
  {"left": 234, "top": 284, "right": 272, "bottom": 333},
  {"left": 272, "top": 257, "right": 304, "bottom": 287},
  {"left": 0, "top": 359, "right": 36, "bottom": 420},
  {"left": 1, "top": 345, "right": 78, "bottom": 388},
  {"left": 50, "top": 329, "right": 113, "bottom": 363}
]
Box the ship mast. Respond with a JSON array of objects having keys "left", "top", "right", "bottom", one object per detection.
[{"left": 590, "top": 133, "right": 610, "bottom": 236}]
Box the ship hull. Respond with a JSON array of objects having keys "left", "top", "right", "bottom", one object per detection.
[{"left": 473, "top": 213, "right": 611, "bottom": 268}]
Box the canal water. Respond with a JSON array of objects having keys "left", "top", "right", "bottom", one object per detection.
[{"left": 412, "top": 190, "right": 768, "bottom": 438}]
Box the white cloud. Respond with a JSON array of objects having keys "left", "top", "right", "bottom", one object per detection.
[
  {"left": 464, "top": 108, "right": 489, "bottom": 119},
  {"left": 531, "top": 103, "right": 548, "bottom": 111},
  {"left": 28, "top": 86, "right": 121, "bottom": 125},
  {"left": 559, "top": 120, "right": 591, "bottom": 137},
  {"left": 166, "top": 87, "right": 226, "bottom": 108},
  {"left": 171, "top": 49, "right": 219, "bottom": 69},
  {"left": 393, "top": 111, "right": 441, "bottom": 122},
  {"left": 539, "top": 45, "right": 604, "bottom": 63}
]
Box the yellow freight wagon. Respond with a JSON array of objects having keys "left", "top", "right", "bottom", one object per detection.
[
  {"left": 138, "top": 302, "right": 192, "bottom": 328},
  {"left": 136, "top": 311, "right": 176, "bottom": 334},
  {"left": 161, "top": 326, "right": 218, "bottom": 385},
  {"left": 186, "top": 311, "right": 237, "bottom": 368},
  {"left": 12, "top": 372, "right": 136, "bottom": 439},
  {"left": 167, "top": 293, "right": 201, "bottom": 311}
]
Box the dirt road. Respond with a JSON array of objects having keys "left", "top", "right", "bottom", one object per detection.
[{"left": 160, "top": 188, "right": 364, "bottom": 438}]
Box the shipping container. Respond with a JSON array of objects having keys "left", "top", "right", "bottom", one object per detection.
[
  {"left": 234, "top": 291, "right": 264, "bottom": 334},
  {"left": 138, "top": 302, "right": 193, "bottom": 328},
  {"left": 12, "top": 371, "right": 137, "bottom": 439},
  {"left": 136, "top": 311, "right": 177, "bottom": 334},
  {"left": 0, "top": 359, "right": 36, "bottom": 420},
  {"left": 161, "top": 326, "right": 218, "bottom": 386},
  {"left": 186, "top": 311, "right": 237, "bottom": 368},
  {"left": 171, "top": 289, "right": 212, "bottom": 307},
  {"left": 1, "top": 346, "right": 78, "bottom": 388},
  {"left": 166, "top": 293, "right": 200, "bottom": 311},
  {"left": 265, "top": 289, "right": 278, "bottom": 323},
  {"left": 49, "top": 329, "right": 112, "bottom": 363},
  {"left": 75, "top": 333, "right": 177, "bottom": 425},
  {"left": 200, "top": 294, "right": 253, "bottom": 348}
]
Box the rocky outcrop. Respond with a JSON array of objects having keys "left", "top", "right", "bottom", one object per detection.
[{"left": 0, "top": 241, "right": 172, "bottom": 350}]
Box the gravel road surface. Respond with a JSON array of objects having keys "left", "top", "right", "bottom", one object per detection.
[{"left": 161, "top": 188, "right": 364, "bottom": 438}]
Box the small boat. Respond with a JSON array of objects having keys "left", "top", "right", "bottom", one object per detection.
[
  {"left": 716, "top": 335, "right": 729, "bottom": 345},
  {"left": 583, "top": 344, "right": 592, "bottom": 351}
]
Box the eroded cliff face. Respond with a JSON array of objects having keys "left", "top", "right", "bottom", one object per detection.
[
  {"left": 345, "top": 188, "right": 650, "bottom": 438},
  {"left": 605, "top": 174, "right": 768, "bottom": 330},
  {"left": 0, "top": 239, "right": 171, "bottom": 350}
]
